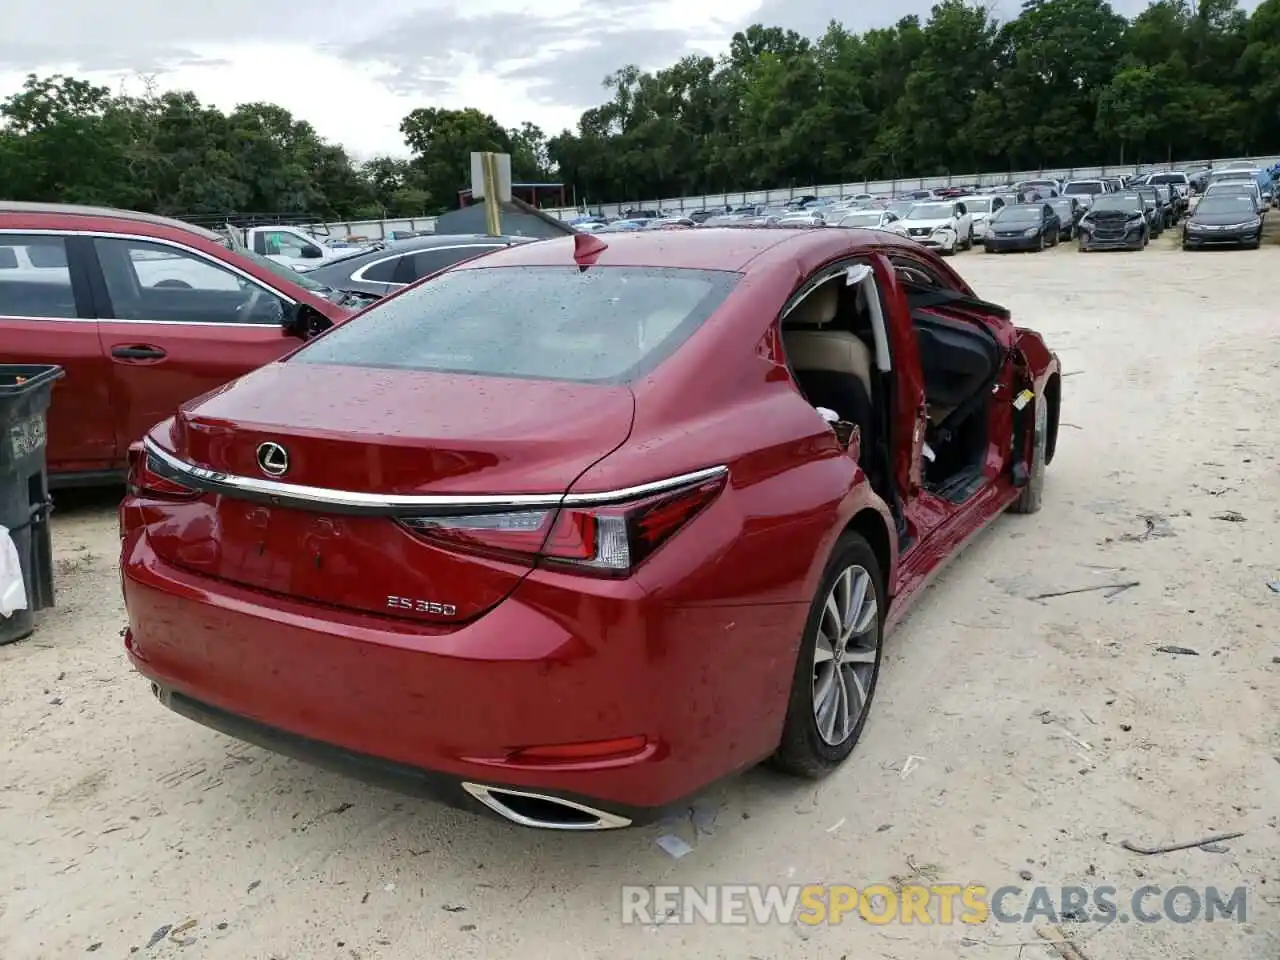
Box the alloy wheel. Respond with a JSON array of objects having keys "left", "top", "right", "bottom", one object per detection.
[{"left": 811, "top": 564, "right": 879, "bottom": 745}]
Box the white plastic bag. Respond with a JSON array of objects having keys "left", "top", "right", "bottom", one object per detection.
[{"left": 0, "top": 525, "right": 27, "bottom": 618}]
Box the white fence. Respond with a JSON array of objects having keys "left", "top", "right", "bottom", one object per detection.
[{"left": 304, "top": 155, "right": 1280, "bottom": 238}]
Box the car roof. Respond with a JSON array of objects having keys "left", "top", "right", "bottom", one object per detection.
[
  {"left": 0, "top": 200, "right": 223, "bottom": 241},
  {"left": 450, "top": 225, "right": 922, "bottom": 273}
]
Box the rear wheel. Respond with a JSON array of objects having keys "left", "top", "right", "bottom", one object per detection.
[{"left": 772, "top": 533, "right": 885, "bottom": 778}]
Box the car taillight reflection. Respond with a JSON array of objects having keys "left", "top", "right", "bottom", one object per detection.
[{"left": 399, "top": 473, "right": 727, "bottom": 575}]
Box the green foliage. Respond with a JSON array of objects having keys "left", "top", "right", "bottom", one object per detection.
[{"left": 2, "top": 0, "right": 1280, "bottom": 215}]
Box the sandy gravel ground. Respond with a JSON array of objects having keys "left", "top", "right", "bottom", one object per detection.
[{"left": 1, "top": 228, "right": 1277, "bottom": 960}]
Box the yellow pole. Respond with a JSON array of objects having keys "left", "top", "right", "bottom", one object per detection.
[{"left": 482, "top": 152, "right": 502, "bottom": 236}]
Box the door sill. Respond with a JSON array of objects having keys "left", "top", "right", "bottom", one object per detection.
[{"left": 924, "top": 465, "right": 986, "bottom": 504}]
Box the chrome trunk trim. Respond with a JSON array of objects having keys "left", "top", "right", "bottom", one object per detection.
[{"left": 142, "top": 437, "right": 728, "bottom": 517}]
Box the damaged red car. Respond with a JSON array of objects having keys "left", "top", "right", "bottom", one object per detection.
[{"left": 121, "top": 228, "right": 1061, "bottom": 830}]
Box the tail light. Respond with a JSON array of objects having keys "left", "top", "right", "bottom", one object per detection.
[
  {"left": 400, "top": 471, "right": 727, "bottom": 576},
  {"left": 126, "top": 443, "right": 201, "bottom": 501}
]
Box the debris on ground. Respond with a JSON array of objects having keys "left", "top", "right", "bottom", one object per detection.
[
  {"left": 1120, "top": 831, "right": 1244, "bottom": 855},
  {"left": 1210, "top": 510, "right": 1245, "bottom": 522},
  {"left": 144, "top": 925, "right": 171, "bottom": 950},
  {"left": 1155, "top": 645, "right": 1199, "bottom": 656},
  {"left": 655, "top": 834, "right": 694, "bottom": 859},
  {"left": 1117, "top": 513, "right": 1175, "bottom": 542},
  {"left": 1035, "top": 922, "right": 1095, "bottom": 960},
  {"left": 1029, "top": 581, "right": 1139, "bottom": 601}
]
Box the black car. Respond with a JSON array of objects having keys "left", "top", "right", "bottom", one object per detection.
[
  {"left": 1046, "top": 197, "right": 1083, "bottom": 240},
  {"left": 1181, "top": 194, "right": 1264, "bottom": 250},
  {"left": 303, "top": 234, "right": 536, "bottom": 303},
  {"left": 1078, "top": 193, "right": 1150, "bottom": 252},
  {"left": 983, "top": 203, "right": 1061, "bottom": 252},
  {"left": 1133, "top": 186, "right": 1165, "bottom": 237}
]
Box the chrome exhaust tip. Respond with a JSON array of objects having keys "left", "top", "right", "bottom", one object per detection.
[{"left": 461, "top": 782, "right": 632, "bottom": 830}]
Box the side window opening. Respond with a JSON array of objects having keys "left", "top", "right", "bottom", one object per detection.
[
  {"left": 0, "top": 235, "right": 77, "bottom": 319},
  {"left": 359, "top": 255, "right": 404, "bottom": 284},
  {"left": 93, "top": 238, "right": 286, "bottom": 325}
]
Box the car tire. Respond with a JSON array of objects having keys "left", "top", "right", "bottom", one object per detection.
[
  {"left": 772, "top": 532, "right": 885, "bottom": 779},
  {"left": 1037, "top": 234, "right": 1045, "bottom": 252},
  {"left": 1010, "top": 389, "right": 1049, "bottom": 515}
]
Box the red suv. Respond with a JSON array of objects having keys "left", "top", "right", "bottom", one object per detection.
[{"left": 0, "top": 202, "right": 351, "bottom": 486}]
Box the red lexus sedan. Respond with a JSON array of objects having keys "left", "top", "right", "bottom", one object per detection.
[{"left": 121, "top": 227, "right": 1061, "bottom": 830}]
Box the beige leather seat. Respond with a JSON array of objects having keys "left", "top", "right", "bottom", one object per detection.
[{"left": 781, "top": 281, "right": 875, "bottom": 400}]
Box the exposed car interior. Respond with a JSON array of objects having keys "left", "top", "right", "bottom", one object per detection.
[
  {"left": 892, "top": 260, "right": 1004, "bottom": 502},
  {"left": 782, "top": 262, "right": 1005, "bottom": 508},
  {"left": 780, "top": 273, "right": 895, "bottom": 508}
]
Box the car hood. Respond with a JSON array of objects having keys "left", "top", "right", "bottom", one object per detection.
[
  {"left": 1189, "top": 210, "right": 1260, "bottom": 225},
  {"left": 902, "top": 217, "right": 954, "bottom": 229}
]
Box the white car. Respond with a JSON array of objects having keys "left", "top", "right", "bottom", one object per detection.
[
  {"left": 1061, "top": 180, "right": 1110, "bottom": 211},
  {"left": 960, "top": 195, "right": 1008, "bottom": 241},
  {"left": 836, "top": 209, "right": 910, "bottom": 237},
  {"left": 900, "top": 200, "right": 974, "bottom": 254}
]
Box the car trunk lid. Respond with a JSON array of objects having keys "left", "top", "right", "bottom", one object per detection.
[{"left": 145, "top": 362, "right": 635, "bottom": 623}]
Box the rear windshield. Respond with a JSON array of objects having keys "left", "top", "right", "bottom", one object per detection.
[
  {"left": 1149, "top": 173, "right": 1187, "bottom": 184},
  {"left": 1064, "top": 181, "right": 1105, "bottom": 195},
  {"left": 292, "top": 265, "right": 739, "bottom": 383}
]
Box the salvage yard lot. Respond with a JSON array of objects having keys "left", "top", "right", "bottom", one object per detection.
[{"left": 2, "top": 236, "right": 1278, "bottom": 960}]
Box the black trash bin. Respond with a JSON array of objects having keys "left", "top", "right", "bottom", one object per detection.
[{"left": 0, "top": 364, "right": 63, "bottom": 645}]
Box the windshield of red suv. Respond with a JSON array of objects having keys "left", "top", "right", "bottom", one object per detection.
[{"left": 291, "top": 265, "right": 741, "bottom": 384}]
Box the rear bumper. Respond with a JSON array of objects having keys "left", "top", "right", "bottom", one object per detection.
[
  {"left": 146, "top": 682, "right": 654, "bottom": 828},
  {"left": 122, "top": 529, "right": 800, "bottom": 823}
]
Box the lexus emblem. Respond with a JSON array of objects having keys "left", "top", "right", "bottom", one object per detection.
[{"left": 255, "top": 441, "right": 289, "bottom": 477}]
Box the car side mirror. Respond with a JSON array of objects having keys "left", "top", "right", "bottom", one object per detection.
[
  {"left": 301, "top": 245, "right": 324, "bottom": 259},
  {"left": 281, "top": 302, "right": 334, "bottom": 339}
]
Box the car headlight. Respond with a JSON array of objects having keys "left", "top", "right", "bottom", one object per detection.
[{"left": 1023, "top": 227, "right": 1038, "bottom": 237}]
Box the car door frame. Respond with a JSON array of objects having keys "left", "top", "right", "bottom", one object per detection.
[
  {"left": 76, "top": 230, "right": 307, "bottom": 463},
  {"left": 0, "top": 229, "right": 119, "bottom": 481},
  {"left": 877, "top": 247, "right": 1033, "bottom": 605}
]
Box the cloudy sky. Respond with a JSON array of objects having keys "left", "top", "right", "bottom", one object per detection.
[{"left": 0, "top": 0, "right": 1261, "bottom": 158}]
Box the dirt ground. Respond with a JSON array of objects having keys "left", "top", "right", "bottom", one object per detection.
[{"left": 1, "top": 226, "right": 1277, "bottom": 960}]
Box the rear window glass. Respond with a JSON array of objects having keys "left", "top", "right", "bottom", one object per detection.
[{"left": 292, "top": 265, "right": 740, "bottom": 383}]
